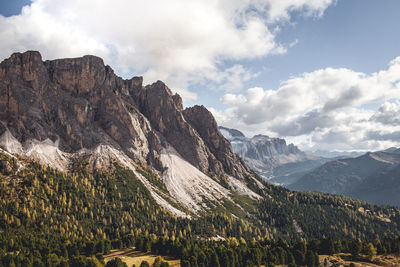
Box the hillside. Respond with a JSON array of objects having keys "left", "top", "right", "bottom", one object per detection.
[
  {"left": 345, "top": 162, "right": 400, "bottom": 207},
  {"left": 290, "top": 150, "right": 400, "bottom": 207},
  {"left": 2, "top": 149, "right": 400, "bottom": 266}
]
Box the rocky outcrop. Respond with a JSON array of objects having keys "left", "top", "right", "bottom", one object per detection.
[
  {"left": 219, "top": 126, "right": 327, "bottom": 183},
  {"left": 135, "top": 81, "right": 211, "bottom": 174},
  {"left": 0, "top": 51, "right": 254, "bottom": 183},
  {"left": 220, "top": 127, "right": 308, "bottom": 170},
  {"left": 183, "top": 106, "right": 250, "bottom": 179},
  {"left": 0, "top": 52, "right": 151, "bottom": 162}
]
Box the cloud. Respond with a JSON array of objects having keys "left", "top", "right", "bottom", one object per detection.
[
  {"left": 0, "top": 0, "right": 334, "bottom": 101},
  {"left": 370, "top": 100, "right": 400, "bottom": 126},
  {"left": 205, "top": 64, "right": 259, "bottom": 92},
  {"left": 265, "top": 0, "right": 336, "bottom": 21},
  {"left": 366, "top": 130, "right": 400, "bottom": 142},
  {"left": 222, "top": 59, "right": 400, "bottom": 125},
  {"left": 270, "top": 110, "right": 335, "bottom": 136},
  {"left": 214, "top": 57, "right": 400, "bottom": 151}
]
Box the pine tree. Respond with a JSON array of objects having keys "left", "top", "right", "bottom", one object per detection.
[
  {"left": 366, "top": 242, "right": 376, "bottom": 261},
  {"left": 210, "top": 251, "right": 220, "bottom": 267}
]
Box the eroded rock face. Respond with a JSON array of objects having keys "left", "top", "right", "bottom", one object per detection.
[
  {"left": 219, "top": 126, "right": 333, "bottom": 187},
  {"left": 183, "top": 105, "right": 251, "bottom": 179},
  {"left": 0, "top": 51, "right": 253, "bottom": 181},
  {"left": 0, "top": 51, "right": 149, "bottom": 159}
]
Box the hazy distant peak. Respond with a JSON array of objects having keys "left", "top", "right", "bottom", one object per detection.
[{"left": 218, "top": 126, "right": 246, "bottom": 139}]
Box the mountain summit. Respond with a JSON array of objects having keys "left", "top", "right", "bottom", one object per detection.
[
  {"left": 0, "top": 51, "right": 256, "bottom": 215},
  {"left": 219, "top": 126, "right": 328, "bottom": 185}
]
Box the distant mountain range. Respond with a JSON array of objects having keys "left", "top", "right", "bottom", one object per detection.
[
  {"left": 220, "top": 126, "right": 400, "bottom": 207},
  {"left": 289, "top": 148, "right": 400, "bottom": 207},
  {"left": 219, "top": 126, "right": 329, "bottom": 185},
  {"left": 306, "top": 149, "right": 365, "bottom": 159}
]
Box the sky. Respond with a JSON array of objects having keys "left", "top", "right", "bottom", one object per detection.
[{"left": 0, "top": 0, "right": 399, "bottom": 152}]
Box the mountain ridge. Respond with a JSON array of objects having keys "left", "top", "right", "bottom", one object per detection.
[
  {"left": 290, "top": 149, "right": 400, "bottom": 207},
  {"left": 0, "top": 51, "right": 257, "bottom": 216},
  {"left": 219, "top": 126, "right": 329, "bottom": 185}
]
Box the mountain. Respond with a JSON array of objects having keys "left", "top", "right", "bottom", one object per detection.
[
  {"left": 0, "top": 51, "right": 258, "bottom": 216},
  {"left": 2, "top": 51, "right": 400, "bottom": 254},
  {"left": 219, "top": 126, "right": 329, "bottom": 185},
  {"left": 384, "top": 147, "right": 400, "bottom": 154},
  {"left": 306, "top": 149, "right": 365, "bottom": 158},
  {"left": 289, "top": 150, "right": 400, "bottom": 207}
]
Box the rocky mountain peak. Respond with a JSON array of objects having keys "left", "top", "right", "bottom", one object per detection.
[
  {"left": 8, "top": 50, "right": 43, "bottom": 67},
  {"left": 44, "top": 54, "right": 107, "bottom": 96},
  {"left": 219, "top": 126, "right": 323, "bottom": 181},
  {"left": 219, "top": 126, "right": 245, "bottom": 138},
  {"left": 253, "top": 134, "right": 270, "bottom": 139},
  {"left": 183, "top": 106, "right": 251, "bottom": 178},
  {"left": 172, "top": 93, "right": 183, "bottom": 111},
  {"left": 0, "top": 51, "right": 258, "bottom": 214},
  {"left": 0, "top": 51, "right": 48, "bottom": 92}
]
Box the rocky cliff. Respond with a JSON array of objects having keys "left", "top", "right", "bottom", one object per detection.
[
  {"left": 0, "top": 51, "right": 258, "bottom": 215},
  {"left": 219, "top": 126, "right": 328, "bottom": 184}
]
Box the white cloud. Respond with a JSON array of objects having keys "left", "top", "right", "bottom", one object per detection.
[
  {"left": 0, "top": 0, "right": 334, "bottom": 101},
  {"left": 265, "top": 0, "right": 336, "bottom": 22},
  {"left": 214, "top": 57, "right": 400, "bottom": 151},
  {"left": 204, "top": 64, "right": 259, "bottom": 92},
  {"left": 370, "top": 100, "right": 400, "bottom": 126}
]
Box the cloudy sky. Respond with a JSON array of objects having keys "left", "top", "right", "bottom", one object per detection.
[{"left": 1, "top": 0, "right": 399, "bottom": 152}]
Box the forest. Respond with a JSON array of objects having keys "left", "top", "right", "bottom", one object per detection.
[{"left": 1, "top": 150, "right": 400, "bottom": 266}]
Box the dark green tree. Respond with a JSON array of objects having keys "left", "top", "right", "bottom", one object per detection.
[
  {"left": 139, "top": 260, "right": 150, "bottom": 267},
  {"left": 106, "top": 257, "right": 128, "bottom": 267},
  {"left": 350, "top": 239, "right": 362, "bottom": 258},
  {"left": 209, "top": 251, "right": 220, "bottom": 267}
]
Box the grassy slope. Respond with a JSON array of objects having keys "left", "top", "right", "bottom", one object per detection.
[
  {"left": 104, "top": 248, "right": 180, "bottom": 266},
  {"left": 319, "top": 253, "right": 400, "bottom": 267}
]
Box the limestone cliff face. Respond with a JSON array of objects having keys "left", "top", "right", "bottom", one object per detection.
[
  {"left": 219, "top": 126, "right": 320, "bottom": 181},
  {"left": 219, "top": 127, "right": 306, "bottom": 165},
  {"left": 183, "top": 105, "right": 251, "bottom": 179},
  {"left": 0, "top": 51, "right": 253, "bottom": 182},
  {"left": 135, "top": 81, "right": 211, "bottom": 174},
  {"left": 0, "top": 51, "right": 149, "bottom": 163}
]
